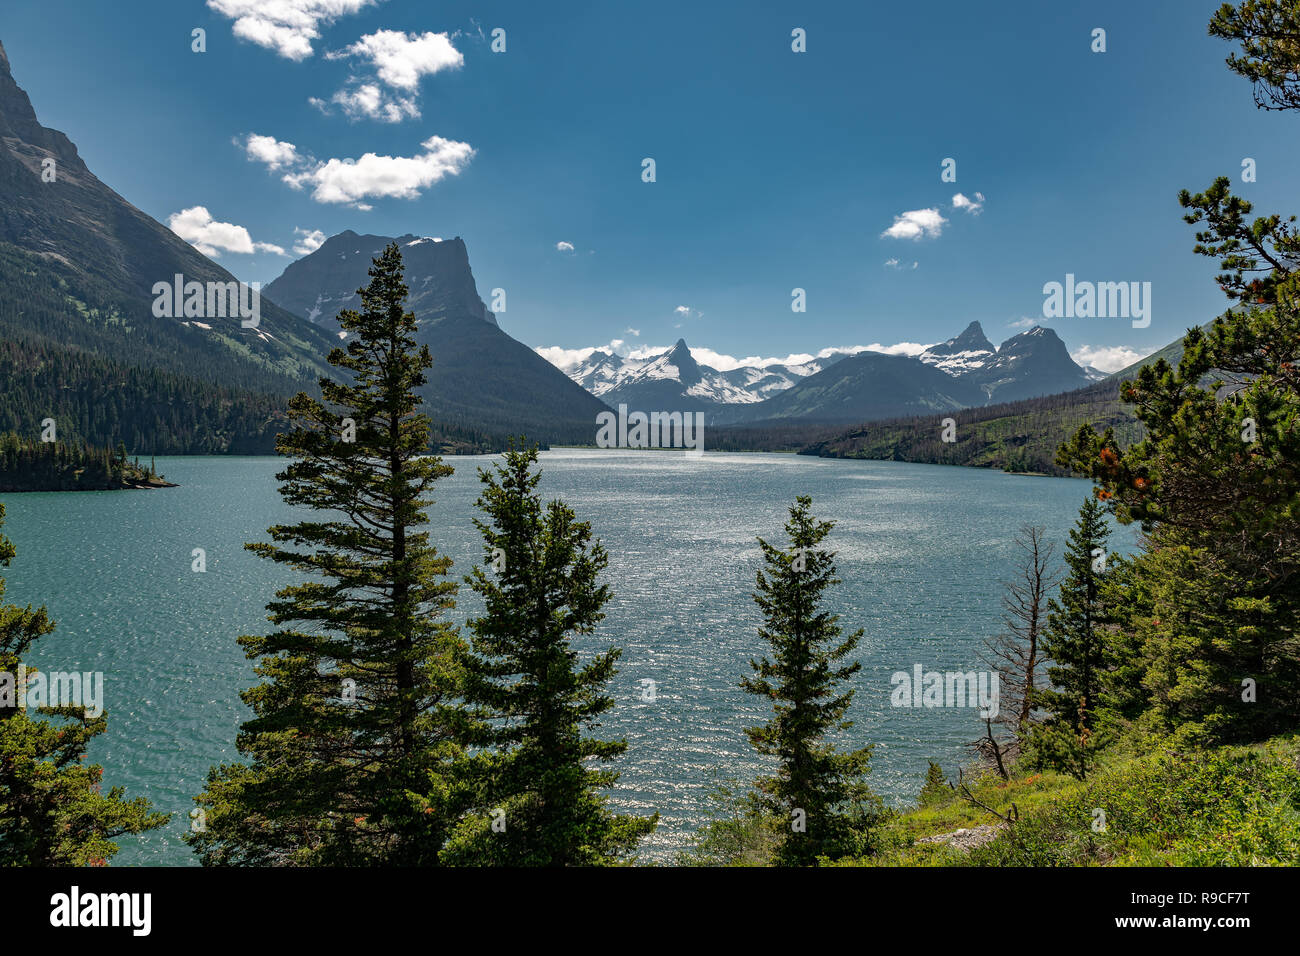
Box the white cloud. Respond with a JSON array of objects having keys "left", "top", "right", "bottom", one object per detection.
[
  {"left": 1008, "top": 316, "right": 1038, "bottom": 329},
  {"left": 293, "top": 227, "right": 327, "bottom": 255},
  {"left": 207, "top": 0, "right": 378, "bottom": 61},
  {"left": 168, "top": 206, "right": 286, "bottom": 257},
  {"left": 859, "top": 341, "right": 931, "bottom": 357},
  {"left": 328, "top": 30, "right": 463, "bottom": 89},
  {"left": 881, "top": 207, "right": 947, "bottom": 240},
  {"left": 318, "top": 83, "right": 421, "bottom": 123},
  {"left": 884, "top": 257, "right": 919, "bottom": 270},
  {"left": 952, "top": 191, "right": 985, "bottom": 214},
  {"left": 275, "top": 135, "right": 475, "bottom": 207},
  {"left": 556, "top": 240, "right": 575, "bottom": 252},
  {"left": 243, "top": 134, "right": 300, "bottom": 170},
  {"left": 1071, "top": 344, "right": 1150, "bottom": 373},
  {"left": 535, "top": 339, "right": 628, "bottom": 370},
  {"left": 624, "top": 327, "right": 640, "bottom": 337}
]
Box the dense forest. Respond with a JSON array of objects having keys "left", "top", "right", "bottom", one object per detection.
[
  {"left": 0, "top": 433, "right": 171, "bottom": 491},
  {"left": 802, "top": 379, "right": 1144, "bottom": 475}
]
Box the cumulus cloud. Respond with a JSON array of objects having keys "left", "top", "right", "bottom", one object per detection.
[
  {"left": 168, "top": 206, "right": 286, "bottom": 258},
  {"left": 292, "top": 227, "right": 327, "bottom": 255},
  {"left": 207, "top": 0, "right": 378, "bottom": 61},
  {"left": 243, "top": 134, "right": 300, "bottom": 170},
  {"left": 312, "top": 83, "right": 421, "bottom": 123},
  {"left": 313, "top": 30, "right": 463, "bottom": 123},
  {"left": 881, "top": 207, "right": 947, "bottom": 240},
  {"left": 534, "top": 340, "right": 628, "bottom": 371},
  {"left": 245, "top": 134, "right": 474, "bottom": 207},
  {"left": 328, "top": 30, "right": 463, "bottom": 89},
  {"left": 952, "top": 191, "right": 985, "bottom": 214},
  {"left": 624, "top": 327, "right": 640, "bottom": 337},
  {"left": 556, "top": 240, "right": 575, "bottom": 252},
  {"left": 1071, "top": 344, "right": 1150, "bottom": 373}
]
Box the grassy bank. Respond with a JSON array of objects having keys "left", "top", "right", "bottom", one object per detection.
[{"left": 832, "top": 735, "right": 1300, "bottom": 867}]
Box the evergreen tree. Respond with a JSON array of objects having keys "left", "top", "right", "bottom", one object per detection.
[
  {"left": 1056, "top": 1, "right": 1300, "bottom": 744},
  {"left": 0, "top": 503, "right": 166, "bottom": 864},
  {"left": 443, "top": 444, "right": 656, "bottom": 865},
  {"left": 742, "top": 496, "right": 882, "bottom": 865},
  {"left": 187, "top": 244, "right": 465, "bottom": 866},
  {"left": 1031, "top": 498, "right": 1113, "bottom": 779},
  {"left": 1209, "top": 0, "right": 1300, "bottom": 111},
  {"left": 1061, "top": 184, "right": 1300, "bottom": 741},
  {"left": 917, "top": 761, "right": 951, "bottom": 807}
]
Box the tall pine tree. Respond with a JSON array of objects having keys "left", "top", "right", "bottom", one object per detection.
[
  {"left": 0, "top": 503, "right": 166, "bottom": 864},
  {"left": 187, "top": 244, "right": 465, "bottom": 866},
  {"left": 742, "top": 496, "right": 881, "bottom": 866},
  {"left": 443, "top": 445, "right": 656, "bottom": 865},
  {"left": 1031, "top": 497, "right": 1112, "bottom": 779}
]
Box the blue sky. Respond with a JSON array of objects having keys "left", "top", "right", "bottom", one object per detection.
[{"left": 3, "top": 0, "right": 1298, "bottom": 372}]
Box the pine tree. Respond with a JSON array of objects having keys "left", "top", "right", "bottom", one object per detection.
[
  {"left": 742, "top": 496, "right": 881, "bottom": 865},
  {"left": 1209, "top": 0, "right": 1300, "bottom": 111},
  {"left": 917, "top": 761, "right": 951, "bottom": 807},
  {"left": 1055, "top": 3, "right": 1300, "bottom": 743},
  {"left": 0, "top": 503, "right": 166, "bottom": 863},
  {"left": 1031, "top": 497, "right": 1112, "bottom": 779},
  {"left": 443, "top": 444, "right": 656, "bottom": 865},
  {"left": 187, "top": 244, "right": 465, "bottom": 866}
]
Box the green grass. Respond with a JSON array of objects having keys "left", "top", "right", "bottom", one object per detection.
[{"left": 834, "top": 735, "right": 1300, "bottom": 867}]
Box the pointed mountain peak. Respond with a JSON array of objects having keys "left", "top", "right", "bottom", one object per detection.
[
  {"left": 925, "top": 320, "right": 995, "bottom": 356},
  {"left": 0, "top": 39, "right": 10, "bottom": 75},
  {"left": 643, "top": 337, "right": 701, "bottom": 385}
]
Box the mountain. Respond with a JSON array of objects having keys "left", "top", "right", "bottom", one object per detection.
[
  {"left": 0, "top": 36, "right": 344, "bottom": 452},
  {"left": 917, "top": 320, "right": 997, "bottom": 375},
  {"left": 801, "top": 321, "right": 1224, "bottom": 473},
  {"left": 265, "top": 232, "right": 497, "bottom": 332},
  {"left": 264, "top": 231, "right": 610, "bottom": 445},
  {"left": 547, "top": 321, "right": 1096, "bottom": 426},
  {"left": 0, "top": 38, "right": 336, "bottom": 392},
  {"left": 742, "top": 324, "right": 1095, "bottom": 423},
  {"left": 558, "top": 340, "right": 855, "bottom": 411},
  {"left": 802, "top": 378, "right": 1138, "bottom": 475},
  {"left": 918, "top": 322, "right": 1097, "bottom": 402},
  {"left": 966, "top": 326, "right": 1098, "bottom": 401},
  {"left": 718, "top": 351, "right": 984, "bottom": 424}
]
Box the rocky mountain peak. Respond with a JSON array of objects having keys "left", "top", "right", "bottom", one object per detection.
[{"left": 925, "top": 321, "right": 996, "bottom": 356}]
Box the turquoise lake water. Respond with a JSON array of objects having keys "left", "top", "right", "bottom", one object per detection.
[{"left": 0, "top": 449, "right": 1128, "bottom": 864}]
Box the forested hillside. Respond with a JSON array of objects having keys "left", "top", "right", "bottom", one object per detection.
[{"left": 802, "top": 379, "right": 1142, "bottom": 475}]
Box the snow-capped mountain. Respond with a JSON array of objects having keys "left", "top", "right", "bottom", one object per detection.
[
  {"left": 918, "top": 321, "right": 1099, "bottom": 402},
  {"left": 557, "top": 339, "right": 857, "bottom": 408},
  {"left": 917, "top": 321, "right": 998, "bottom": 375},
  {"left": 542, "top": 321, "right": 1100, "bottom": 426}
]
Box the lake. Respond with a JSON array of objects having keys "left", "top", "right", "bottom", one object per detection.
[{"left": 0, "top": 449, "right": 1128, "bottom": 864}]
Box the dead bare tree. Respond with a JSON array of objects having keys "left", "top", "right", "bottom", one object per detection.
[
  {"left": 976, "top": 525, "right": 1062, "bottom": 767},
  {"left": 957, "top": 767, "right": 1019, "bottom": 826}
]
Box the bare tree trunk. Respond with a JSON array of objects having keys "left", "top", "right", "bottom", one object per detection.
[{"left": 979, "top": 525, "right": 1062, "bottom": 749}]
